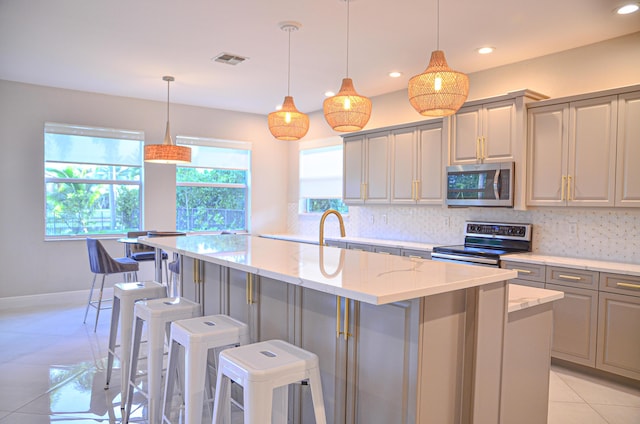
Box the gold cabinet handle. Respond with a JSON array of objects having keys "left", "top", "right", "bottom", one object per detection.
[
  {"left": 414, "top": 180, "right": 420, "bottom": 201},
  {"left": 363, "top": 183, "right": 368, "bottom": 201},
  {"left": 246, "top": 274, "right": 253, "bottom": 304},
  {"left": 476, "top": 137, "right": 482, "bottom": 160},
  {"left": 561, "top": 175, "right": 566, "bottom": 201},
  {"left": 616, "top": 282, "right": 640, "bottom": 290},
  {"left": 344, "top": 298, "right": 349, "bottom": 341},
  {"left": 558, "top": 274, "right": 582, "bottom": 281},
  {"left": 514, "top": 269, "right": 533, "bottom": 274},
  {"left": 378, "top": 251, "right": 391, "bottom": 255},
  {"left": 336, "top": 296, "right": 341, "bottom": 339},
  {"left": 482, "top": 137, "right": 487, "bottom": 160},
  {"left": 567, "top": 175, "right": 573, "bottom": 201}
]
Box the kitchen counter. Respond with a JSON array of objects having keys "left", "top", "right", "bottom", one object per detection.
[
  {"left": 504, "top": 252, "right": 640, "bottom": 277},
  {"left": 141, "top": 233, "right": 515, "bottom": 305},
  {"left": 507, "top": 283, "right": 564, "bottom": 313},
  {"left": 261, "top": 233, "right": 438, "bottom": 252}
]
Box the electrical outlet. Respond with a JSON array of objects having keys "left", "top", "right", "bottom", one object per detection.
[
  {"left": 568, "top": 222, "right": 577, "bottom": 236},
  {"left": 443, "top": 217, "right": 450, "bottom": 227},
  {"left": 369, "top": 215, "right": 375, "bottom": 225},
  {"left": 382, "top": 214, "right": 388, "bottom": 224}
]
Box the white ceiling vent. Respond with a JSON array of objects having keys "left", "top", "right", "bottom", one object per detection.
[{"left": 212, "top": 53, "right": 248, "bottom": 65}]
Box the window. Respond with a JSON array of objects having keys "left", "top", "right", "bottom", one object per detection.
[
  {"left": 299, "top": 138, "right": 348, "bottom": 214},
  {"left": 44, "top": 122, "right": 144, "bottom": 238},
  {"left": 176, "top": 136, "right": 251, "bottom": 233}
]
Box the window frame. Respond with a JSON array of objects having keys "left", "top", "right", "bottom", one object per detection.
[
  {"left": 175, "top": 136, "right": 252, "bottom": 234},
  {"left": 44, "top": 122, "right": 144, "bottom": 239}
]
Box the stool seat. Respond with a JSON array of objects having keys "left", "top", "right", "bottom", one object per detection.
[
  {"left": 124, "top": 297, "right": 201, "bottom": 424},
  {"left": 106, "top": 280, "right": 167, "bottom": 404},
  {"left": 213, "top": 339, "right": 326, "bottom": 424},
  {"left": 163, "top": 315, "right": 249, "bottom": 424}
]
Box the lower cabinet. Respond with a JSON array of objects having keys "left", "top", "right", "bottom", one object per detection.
[
  {"left": 597, "top": 291, "right": 640, "bottom": 380},
  {"left": 297, "top": 288, "right": 420, "bottom": 424},
  {"left": 546, "top": 283, "right": 598, "bottom": 367}
]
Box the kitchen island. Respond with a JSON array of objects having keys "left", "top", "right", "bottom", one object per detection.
[{"left": 141, "top": 234, "right": 518, "bottom": 424}]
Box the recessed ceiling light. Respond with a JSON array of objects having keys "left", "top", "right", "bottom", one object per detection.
[
  {"left": 616, "top": 3, "right": 639, "bottom": 14},
  {"left": 324, "top": 91, "right": 335, "bottom": 97},
  {"left": 389, "top": 71, "right": 402, "bottom": 78},
  {"left": 477, "top": 47, "right": 495, "bottom": 55}
]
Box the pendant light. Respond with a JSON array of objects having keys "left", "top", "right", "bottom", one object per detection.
[
  {"left": 408, "top": 0, "right": 469, "bottom": 117},
  {"left": 323, "top": 0, "right": 371, "bottom": 132},
  {"left": 268, "top": 22, "right": 309, "bottom": 141},
  {"left": 144, "top": 76, "right": 191, "bottom": 164}
]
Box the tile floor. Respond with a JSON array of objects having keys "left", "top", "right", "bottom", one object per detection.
[{"left": 1, "top": 302, "right": 639, "bottom": 423}]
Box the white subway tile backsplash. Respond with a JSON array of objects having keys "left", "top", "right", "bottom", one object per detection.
[{"left": 289, "top": 203, "right": 640, "bottom": 264}]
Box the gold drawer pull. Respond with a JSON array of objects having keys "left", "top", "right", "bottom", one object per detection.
[
  {"left": 514, "top": 269, "right": 532, "bottom": 274},
  {"left": 616, "top": 282, "right": 640, "bottom": 290},
  {"left": 408, "top": 255, "right": 423, "bottom": 259},
  {"left": 558, "top": 274, "right": 583, "bottom": 281},
  {"left": 378, "top": 251, "right": 391, "bottom": 255}
]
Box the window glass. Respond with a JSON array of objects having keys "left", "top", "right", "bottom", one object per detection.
[
  {"left": 299, "top": 142, "right": 348, "bottom": 214},
  {"left": 44, "top": 123, "right": 144, "bottom": 238},
  {"left": 176, "top": 137, "right": 251, "bottom": 233}
]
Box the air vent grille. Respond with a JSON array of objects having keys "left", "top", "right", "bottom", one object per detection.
[{"left": 212, "top": 53, "right": 248, "bottom": 65}]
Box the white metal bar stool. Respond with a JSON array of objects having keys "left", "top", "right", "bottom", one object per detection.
[
  {"left": 212, "top": 339, "right": 327, "bottom": 424},
  {"left": 124, "top": 297, "right": 201, "bottom": 424},
  {"left": 162, "top": 314, "right": 250, "bottom": 424},
  {"left": 105, "top": 281, "right": 167, "bottom": 404}
]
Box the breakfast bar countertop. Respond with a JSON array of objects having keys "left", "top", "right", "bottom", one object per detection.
[{"left": 140, "top": 233, "right": 516, "bottom": 305}]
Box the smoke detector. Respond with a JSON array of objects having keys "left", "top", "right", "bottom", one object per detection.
[{"left": 212, "top": 52, "right": 248, "bottom": 65}]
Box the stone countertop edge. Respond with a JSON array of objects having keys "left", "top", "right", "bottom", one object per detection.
[
  {"left": 141, "top": 234, "right": 517, "bottom": 306},
  {"left": 507, "top": 284, "right": 564, "bottom": 313}
]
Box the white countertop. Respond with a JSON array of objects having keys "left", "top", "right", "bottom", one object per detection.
[
  {"left": 261, "top": 233, "right": 438, "bottom": 252},
  {"left": 503, "top": 253, "right": 640, "bottom": 277},
  {"left": 507, "top": 284, "right": 564, "bottom": 313},
  {"left": 141, "top": 234, "right": 516, "bottom": 305}
]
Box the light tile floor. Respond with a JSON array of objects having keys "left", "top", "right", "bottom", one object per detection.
[{"left": 1, "top": 302, "right": 639, "bottom": 423}]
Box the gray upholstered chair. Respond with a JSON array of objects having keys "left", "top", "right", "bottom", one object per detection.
[{"left": 84, "top": 238, "right": 139, "bottom": 331}]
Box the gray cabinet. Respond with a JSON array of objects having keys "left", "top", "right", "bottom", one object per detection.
[
  {"left": 615, "top": 90, "right": 640, "bottom": 207},
  {"left": 501, "top": 260, "right": 545, "bottom": 288},
  {"left": 401, "top": 248, "right": 431, "bottom": 260},
  {"left": 343, "top": 132, "right": 390, "bottom": 204},
  {"left": 597, "top": 273, "right": 640, "bottom": 380}
]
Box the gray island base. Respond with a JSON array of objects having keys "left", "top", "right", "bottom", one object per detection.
[{"left": 141, "top": 234, "right": 519, "bottom": 423}]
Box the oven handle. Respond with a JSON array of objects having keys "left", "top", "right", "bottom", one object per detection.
[
  {"left": 493, "top": 168, "right": 501, "bottom": 200},
  {"left": 431, "top": 252, "right": 499, "bottom": 266}
]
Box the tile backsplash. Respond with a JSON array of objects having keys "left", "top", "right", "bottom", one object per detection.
[{"left": 288, "top": 203, "right": 640, "bottom": 264}]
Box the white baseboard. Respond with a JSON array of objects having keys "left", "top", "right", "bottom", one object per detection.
[{"left": 0, "top": 288, "right": 114, "bottom": 310}]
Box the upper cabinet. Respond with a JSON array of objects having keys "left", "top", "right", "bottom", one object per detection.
[
  {"left": 615, "top": 91, "right": 640, "bottom": 207},
  {"left": 390, "top": 121, "right": 446, "bottom": 205},
  {"left": 527, "top": 86, "right": 640, "bottom": 208},
  {"left": 343, "top": 119, "right": 445, "bottom": 206},
  {"left": 449, "top": 90, "right": 547, "bottom": 210},
  {"left": 343, "top": 131, "right": 391, "bottom": 204}
]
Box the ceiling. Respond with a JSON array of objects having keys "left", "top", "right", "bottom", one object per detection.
[{"left": 1, "top": 0, "right": 639, "bottom": 116}]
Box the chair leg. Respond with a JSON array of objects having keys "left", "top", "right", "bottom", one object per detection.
[
  {"left": 83, "top": 274, "right": 98, "bottom": 324},
  {"left": 93, "top": 274, "right": 106, "bottom": 332}
]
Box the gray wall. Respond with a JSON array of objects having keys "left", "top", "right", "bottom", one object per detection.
[{"left": 0, "top": 82, "right": 289, "bottom": 298}]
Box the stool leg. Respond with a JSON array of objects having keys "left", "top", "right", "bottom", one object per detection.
[
  {"left": 212, "top": 372, "right": 231, "bottom": 424},
  {"left": 184, "top": 341, "right": 208, "bottom": 424},
  {"left": 83, "top": 274, "right": 97, "bottom": 324},
  {"left": 245, "top": 382, "right": 274, "bottom": 424},
  {"left": 105, "top": 296, "right": 120, "bottom": 389},
  {"left": 147, "top": 317, "right": 166, "bottom": 424},
  {"left": 163, "top": 339, "right": 181, "bottom": 424},
  {"left": 272, "top": 385, "right": 288, "bottom": 424},
  {"left": 124, "top": 316, "right": 144, "bottom": 423},
  {"left": 308, "top": 369, "right": 327, "bottom": 424},
  {"left": 93, "top": 274, "right": 107, "bottom": 332},
  {"left": 119, "top": 295, "right": 136, "bottom": 405}
]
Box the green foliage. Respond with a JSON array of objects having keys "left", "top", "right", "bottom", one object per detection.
[{"left": 306, "top": 199, "right": 349, "bottom": 214}]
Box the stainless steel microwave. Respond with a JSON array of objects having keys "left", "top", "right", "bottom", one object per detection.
[{"left": 446, "top": 162, "right": 514, "bottom": 207}]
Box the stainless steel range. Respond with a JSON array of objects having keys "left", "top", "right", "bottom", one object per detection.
[{"left": 431, "top": 221, "right": 532, "bottom": 267}]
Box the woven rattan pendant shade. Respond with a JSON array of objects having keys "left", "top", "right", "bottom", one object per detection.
[
  {"left": 323, "top": 78, "right": 372, "bottom": 132},
  {"left": 268, "top": 96, "right": 310, "bottom": 141},
  {"left": 408, "top": 50, "right": 469, "bottom": 117},
  {"left": 268, "top": 22, "right": 309, "bottom": 141},
  {"left": 144, "top": 76, "right": 191, "bottom": 164}
]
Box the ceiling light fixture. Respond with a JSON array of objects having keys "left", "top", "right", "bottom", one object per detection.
[
  {"left": 477, "top": 46, "right": 495, "bottom": 55},
  {"left": 408, "top": 0, "right": 469, "bottom": 117},
  {"left": 144, "top": 76, "right": 191, "bottom": 164},
  {"left": 268, "top": 22, "right": 309, "bottom": 141},
  {"left": 323, "top": 0, "right": 372, "bottom": 132},
  {"left": 389, "top": 71, "right": 403, "bottom": 78},
  {"left": 616, "top": 2, "right": 639, "bottom": 14}
]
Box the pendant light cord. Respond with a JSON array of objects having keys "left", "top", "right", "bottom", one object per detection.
[
  {"left": 345, "top": 0, "right": 350, "bottom": 78},
  {"left": 166, "top": 78, "right": 171, "bottom": 122},
  {"left": 287, "top": 27, "right": 292, "bottom": 96},
  {"left": 436, "top": 0, "right": 440, "bottom": 50}
]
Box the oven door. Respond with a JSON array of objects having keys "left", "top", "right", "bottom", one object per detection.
[
  {"left": 446, "top": 162, "right": 514, "bottom": 207},
  {"left": 431, "top": 252, "right": 500, "bottom": 267}
]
